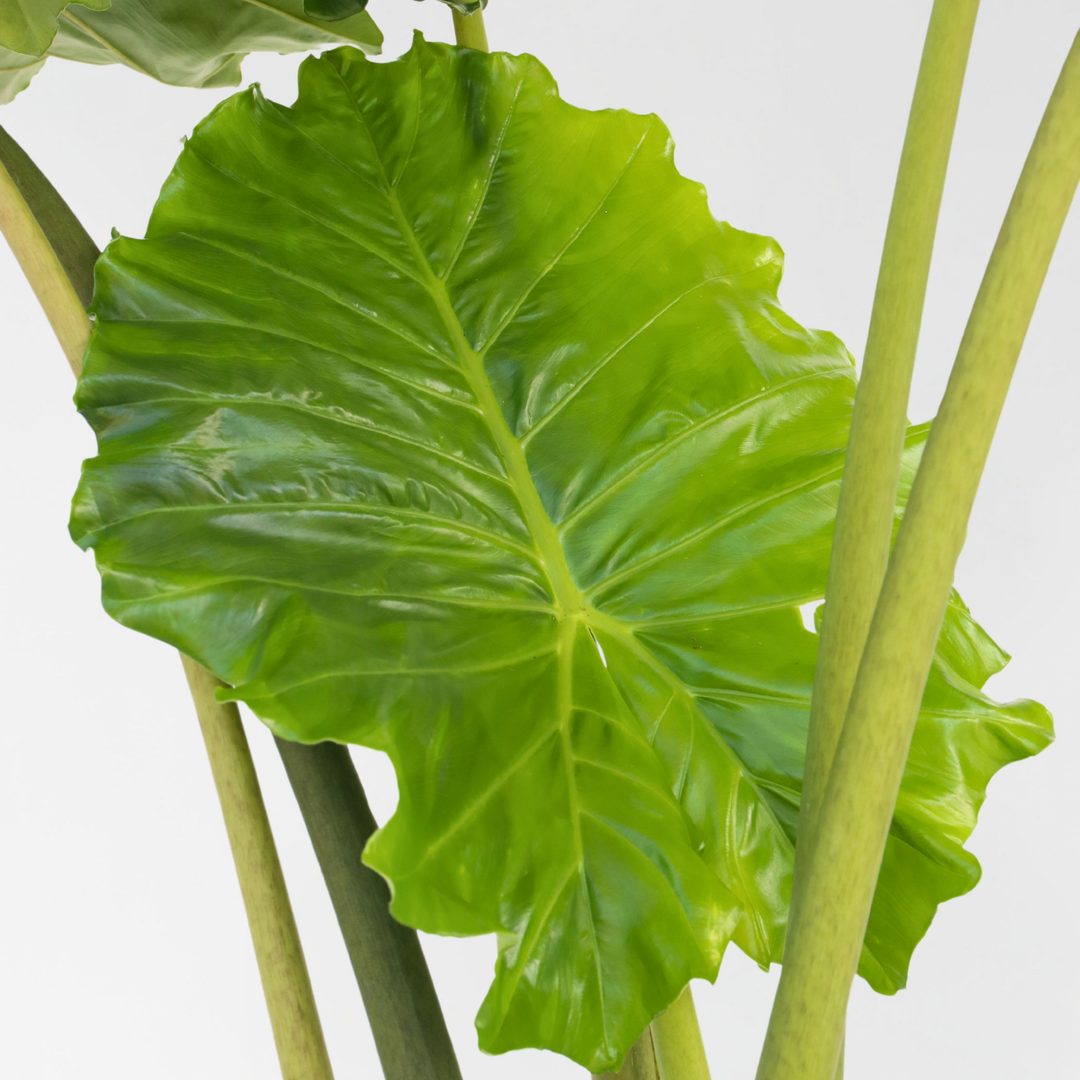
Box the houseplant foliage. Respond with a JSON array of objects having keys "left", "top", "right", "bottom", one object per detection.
[
  {"left": 0, "top": 0, "right": 382, "bottom": 104},
  {"left": 68, "top": 35, "right": 1052, "bottom": 1072}
]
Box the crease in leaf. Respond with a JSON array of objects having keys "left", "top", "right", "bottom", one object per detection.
[{"left": 69, "top": 35, "right": 1053, "bottom": 1069}]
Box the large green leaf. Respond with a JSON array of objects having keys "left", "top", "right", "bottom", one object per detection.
[
  {"left": 0, "top": 0, "right": 381, "bottom": 105},
  {"left": 70, "top": 37, "right": 1052, "bottom": 1070}
]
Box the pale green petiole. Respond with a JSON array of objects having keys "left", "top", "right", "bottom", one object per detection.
[
  {"left": 0, "top": 144, "right": 89, "bottom": 374},
  {"left": 793, "top": 0, "right": 980, "bottom": 903},
  {"left": 452, "top": 7, "right": 489, "bottom": 51},
  {"left": 789, "top": 2, "right": 980, "bottom": 1072},
  {"left": 651, "top": 986, "right": 711, "bottom": 1080},
  {"left": 182, "top": 658, "right": 336, "bottom": 1080},
  {"left": 757, "top": 28, "right": 1080, "bottom": 1080}
]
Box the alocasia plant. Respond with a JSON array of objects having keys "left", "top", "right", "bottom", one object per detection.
[
  {"left": 0, "top": 0, "right": 382, "bottom": 103},
  {"left": 67, "top": 36, "right": 1052, "bottom": 1071}
]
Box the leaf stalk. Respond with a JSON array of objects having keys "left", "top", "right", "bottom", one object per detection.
[
  {"left": 787, "top": 5, "right": 979, "bottom": 1072},
  {"left": 757, "top": 27, "right": 1080, "bottom": 1080},
  {"left": 0, "top": 124, "right": 98, "bottom": 306},
  {"left": 273, "top": 738, "right": 463, "bottom": 1080},
  {"left": 452, "top": 8, "right": 488, "bottom": 51},
  {"left": 793, "top": 0, "right": 979, "bottom": 894},
  {"left": 0, "top": 133, "right": 90, "bottom": 374},
  {"left": 592, "top": 1026, "right": 659, "bottom": 1080},
  {"left": 181, "top": 657, "right": 335, "bottom": 1080},
  {"left": 651, "top": 986, "right": 711, "bottom": 1080}
]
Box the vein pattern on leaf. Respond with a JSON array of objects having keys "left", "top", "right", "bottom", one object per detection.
[{"left": 70, "top": 37, "right": 1053, "bottom": 1071}]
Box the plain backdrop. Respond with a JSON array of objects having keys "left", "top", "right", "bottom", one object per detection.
[{"left": 1, "top": 1, "right": 1077, "bottom": 1077}]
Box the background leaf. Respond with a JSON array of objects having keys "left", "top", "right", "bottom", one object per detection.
[
  {"left": 0, "top": 51, "right": 46, "bottom": 104},
  {"left": 0, "top": 0, "right": 109, "bottom": 59},
  {"left": 0, "top": 0, "right": 381, "bottom": 105},
  {"left": 70, "top": 36, "right": 1052, "bottom": 1068}
]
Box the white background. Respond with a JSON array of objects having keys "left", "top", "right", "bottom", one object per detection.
[{"left": 1, "top": 1, "right": 1077, "bottom": 1077}]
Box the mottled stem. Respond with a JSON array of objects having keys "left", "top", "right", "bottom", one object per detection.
[
  {"left": 592, "top": 1025, "right": 659, "bottom": 1080},
  {"left": 274, "top": 738, "right": 462, "bottom": 1080}
]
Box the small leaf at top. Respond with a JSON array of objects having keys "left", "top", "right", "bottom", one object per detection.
[{"left": 69, "top": 36, "right": 1053, "bottom": 1070}]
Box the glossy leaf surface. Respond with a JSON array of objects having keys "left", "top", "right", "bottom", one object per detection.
[
  {"left": 70, "top": 37, "right": 1052, "bottom": 1069},
  {"left": 0, "top": 0, "right": 381, "bottom": 104}
]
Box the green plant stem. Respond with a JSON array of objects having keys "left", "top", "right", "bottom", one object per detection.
[
  {"left": 274, "top": 738, "right": 463, "bottom": 1080},
  {"left": 756, "top": 29, "right": 1080, "bottom": 1080},
  {"left": 0, "top": 128, "right": 338, "bottom": 1079},
  {"left": 789, "top": 9, "right": 978, "bottom": 1074},
  {"left": 0, "top": 139, "right": 90, "bottom": 374},
  {"left": 793, "top": 0, "right": 979, "bottom": 894},
  {"left": 651, "top": 986, "right": 711, "bottom": 1080},
  {"left": 0, "top": 124, "right": 98, "bottom": 307},
  {"left": 592, "top": 1026, "right": 659, "bottom": 1080},
  {"left": 452, "top": 7, "right": 488, "bottom": 51},
  {"left": 182, "top": 658, "right": 335, "bottom": 1080}
]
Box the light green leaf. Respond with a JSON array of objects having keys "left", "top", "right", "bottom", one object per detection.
[
  {"left": 0, "top": 49, "right": 46, "bottom": 104},
  {"left": 69, "top": 36, "right": 1052, "bottom": 1068},
  {"left": 0, "top": 0, "right": 381, "bottom": 104}
]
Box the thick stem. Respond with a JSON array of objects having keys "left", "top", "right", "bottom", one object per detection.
[
  {"left": 592, "top": 1025, "right": 659, "bottom": 1080},
  {"left": 182, "top": 657, "right": 335, "bottom": 1080},
  {"left": 0, "top": 125, "right": 99, "bottom": 307},
  {"left": 651, "top": 986, "right": 711, "bottom": 1080},
  {"left": 452, "top": 7, "right": 489, "bottom": 51},
  {"left": 274, "top": 738, "right": 462, "bottom": 1080},
  {"left": 787, "top": 7, "right": 978, "bottom": 1068},
  {"left": 793, "top": 0, "right": 979, "bottom": 893},
  {"left": 757, "top": 30, "right": 1080, "bottom": 1080},
  {"left": 0, "top": 144, "right": 89, "bottom": 374}
]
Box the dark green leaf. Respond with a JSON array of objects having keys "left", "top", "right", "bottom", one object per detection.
[
  {"left": 0, "top": 0, "right": 381, "bottom": 104},
  {"left": 70, "top": 37, "right": 1052, "bottom": 1069}
]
